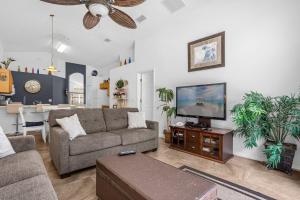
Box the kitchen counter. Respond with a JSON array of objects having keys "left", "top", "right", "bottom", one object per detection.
[{"left": 0, "top": 104, "right": 86, "bottom": 134}]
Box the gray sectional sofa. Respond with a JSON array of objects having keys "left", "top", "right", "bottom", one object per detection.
[
  {"left": 0, "top": 136, "right": 57, "bottom": 200},
  {"left": 48, "top": 108, "right": 159, "bottom": 177}
]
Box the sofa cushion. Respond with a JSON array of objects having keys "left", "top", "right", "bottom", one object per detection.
[
  {"left": 0, "top": 126, "right": 15, "bottom": 158},
  {"left": 110, "top": 128, "right": 156, "bottom": 145},
  {"left": 56, "top": 114, "right": 87, "bottom": 140},
  {"left": 48, "top": 109, "right": 107, "bottom": 134},
  {"left": 103, "top": 108, "right": 139, "bottom": 131},
  {"left": 0, "top": 150, "right": 46, "bottom": 188},
  {"left": 69, "top": 132, "right": 122, "bottom": 156},
  {"left": 0, "top": 175, "right": 57, "bottom": 200}
]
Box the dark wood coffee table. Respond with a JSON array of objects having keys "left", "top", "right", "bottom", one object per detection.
[{"left": 96, "top": 154, "right": 217, "bottom": 200}]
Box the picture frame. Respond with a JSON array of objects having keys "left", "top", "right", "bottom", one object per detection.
[{"left": 188, "top": 32, "right": 225, "bottom": 72}]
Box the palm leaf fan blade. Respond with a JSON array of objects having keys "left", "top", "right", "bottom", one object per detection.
[{"left": 40, "top": 0, "right": 83, "bottom": 5}]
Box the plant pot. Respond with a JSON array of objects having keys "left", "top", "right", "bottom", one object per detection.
[
  {"left": 164, "top": 129, "right": 171, "bottom": 144},
  {"left": 265, "top": 142, "right": 297, "bottom": 174}
]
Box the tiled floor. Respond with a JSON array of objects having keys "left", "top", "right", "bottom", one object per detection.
[{"left": 35, "top": 134, "right": 300, "bottom": 200}]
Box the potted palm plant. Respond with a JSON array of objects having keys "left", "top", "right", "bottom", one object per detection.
[
  {"left": 231, "top": 92, "right": 300, "bottom": 174},
  {"left": 156, "top": 88, "right": 176, "bottom": 143}
]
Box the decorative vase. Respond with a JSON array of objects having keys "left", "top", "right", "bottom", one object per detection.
[
  {"left": 124, "top": 59, "right": 127, "bottom": 65},
  {"left": 128, "top": 57, "right": 132, "bottom": 63}
]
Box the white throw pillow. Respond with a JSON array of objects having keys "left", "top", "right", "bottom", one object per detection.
[
  {"left": 56, "top": 114, "right": 87, "bottom": 140},
  {"left": 128, "top": 112, "right": 147, "bottom": 129},
  {"left": 0, "top": 126, "right": 15, "bottom": 159}
]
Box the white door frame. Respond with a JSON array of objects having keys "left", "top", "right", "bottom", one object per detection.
[{"left": 137, "top": 70, "right": 155, "bottom": 120}]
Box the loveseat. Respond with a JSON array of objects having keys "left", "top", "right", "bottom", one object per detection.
[
  {"left": 48, "top": 108, "right": 159, "bottom": 177},
  {"left": 0, "top": 136, "right": 57, "bottom": 200}
]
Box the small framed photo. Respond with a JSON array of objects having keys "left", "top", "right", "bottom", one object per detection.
[{"left": 188, "top": 32, "right": 225, "bottom": 72}]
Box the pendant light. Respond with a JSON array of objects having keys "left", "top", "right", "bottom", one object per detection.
[{"left": 47, "top": 14, "right": 57, "bottom": 73}]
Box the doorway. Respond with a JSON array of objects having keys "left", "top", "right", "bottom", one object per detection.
[
  {"left": 68, "top": 73, "right": 84, "bottom": 105},
  {"left": 137, "top": 71, "right": 154, "bottom": 120}
]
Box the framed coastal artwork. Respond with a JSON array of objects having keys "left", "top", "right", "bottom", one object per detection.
[{"left": 188, "top": 32, "right": 225, "bottom": 72}]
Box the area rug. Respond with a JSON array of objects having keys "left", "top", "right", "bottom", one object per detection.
[{"left": 180, "top": 166, "right": 276, "bottom": 200}]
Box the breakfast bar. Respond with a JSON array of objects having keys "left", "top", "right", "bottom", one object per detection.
[{"left": 0, "top": 104, "right": 85, "bottom": 135}]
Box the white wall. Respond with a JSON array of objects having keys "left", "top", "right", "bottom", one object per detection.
[
  {"left": 110, "top": 0, "right": 300, "bottom": 169},
  {"left": 0, "top": 40, "right": 3, "bottom": 60},
  {"left": 86, "top": 64, "right": 115, "bottom": 108},
  {"left": 4, "top": 51, "right": 65, "bottom": 78},
  {"left": 86, "top": 65, "right": 101, "bottom": 107}
]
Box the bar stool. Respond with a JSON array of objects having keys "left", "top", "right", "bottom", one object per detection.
[
  {"left": 19, "top": 107, "right": 47, "bottom": 143},
  {"left": 6, "top": 103, "right": 23, "bottom": 134}
]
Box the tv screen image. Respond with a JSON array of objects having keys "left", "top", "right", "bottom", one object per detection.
[{"left": 176, "top": 83, "right": 226, "bottom": 119}]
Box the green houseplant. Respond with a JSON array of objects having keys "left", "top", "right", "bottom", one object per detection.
[
  {"left": 231, "top": 92, "right": 300, "bottom": 173},
  {"left": 116, "top": 79, "right": 125, "bottom": 89},
  {"left": 114, "top": 79, "right": 127, "bottom": 99},
  {"left": 156, "top": 88, "right": 176, "bottom": 134}
]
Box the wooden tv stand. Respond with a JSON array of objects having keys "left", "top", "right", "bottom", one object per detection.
[{"left": 169, "top": 125, "right": 233, "bottom": 163}]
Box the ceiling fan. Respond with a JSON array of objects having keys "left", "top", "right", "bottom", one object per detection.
[{"left": 40, "top": 0, "right": 145, "bottom": 30}]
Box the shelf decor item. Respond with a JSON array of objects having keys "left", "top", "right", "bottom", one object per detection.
[
  {"left": 188, "top": 32, "right": 225, "bottom": 72},
  {"left": 0, "top": 58, "right": 16, "bottom": 69},
  {"left": 156, "top": 88, "right": 176, "bottom": 134},
  {"left": 0, "top": 58, "right": 15, "bottom": 94},
  {"left": 100, "top": 80, "right": 110, "bottom": 96},
  {"left": 24, "top": 80, "right": 41, "bottom": 94},
  {"left": 231, "top": 92, "right": 300, "bottom": 174},
  {"left": 113, "top": 79, "right": 128, "bottom": 108}
]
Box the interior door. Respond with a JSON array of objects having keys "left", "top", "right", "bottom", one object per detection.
[{"left": 139, "top": 71, "right": 154, "bottom": 120}]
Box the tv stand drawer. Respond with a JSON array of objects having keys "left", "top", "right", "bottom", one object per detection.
[
  {"left": 187, "top": 131, "right": 200, "bottom": 143},
  {"left": 186, "top": 143, "right": 199, "bottom": 153}
]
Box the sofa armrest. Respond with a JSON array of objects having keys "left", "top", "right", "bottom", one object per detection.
[
  {"left": 8, "top": 135, "right": 36, "bottom": 153},
  {"left": 50, "top": 127, "right": 70, "bottom": 175},
  {"left": 146, "top": 120, "right": 159, "bottom": 132}
]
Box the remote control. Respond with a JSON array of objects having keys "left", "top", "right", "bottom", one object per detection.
[{"left": 119, "top": 150, "right": 136, "bottom": 156}]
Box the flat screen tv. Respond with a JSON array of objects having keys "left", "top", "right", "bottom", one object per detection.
[{"left": 176, "top": 83, "right": 226, "bottom": 120}]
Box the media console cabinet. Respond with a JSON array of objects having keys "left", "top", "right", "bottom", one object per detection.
[{"left": 169, "top": 125, "right": 233, "bottom": 163}]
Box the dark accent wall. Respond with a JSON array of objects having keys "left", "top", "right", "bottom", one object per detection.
[
  {"left": 11, "top": 71, "right": 66, "bottom": 105},
  {"left": 52, "top": 76, "right": 67, "bottom": 105},
  {"left": 66, "top": 62, "right": 86, "bottom": 104}
]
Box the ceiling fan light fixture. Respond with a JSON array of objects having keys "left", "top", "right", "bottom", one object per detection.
[
  {"left": 47, "top": 65, "right": 58, "bottom": 72},
  {"left": 89, "top": 4, "right": 109, "bottom": 17}
]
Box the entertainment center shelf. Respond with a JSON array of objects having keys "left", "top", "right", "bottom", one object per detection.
[{"left": 169, "top": 125, "right": 233, "bottom": 163}]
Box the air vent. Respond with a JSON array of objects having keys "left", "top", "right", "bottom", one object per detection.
[
  {"left": 161, "top": 0, "right": 185, "bottom": 13},
  {"left": 136, "top": 15, "right": 147, "bottom": 23},
  {"left": 104, "top": 38, "right": 111, "bottom": 42}
]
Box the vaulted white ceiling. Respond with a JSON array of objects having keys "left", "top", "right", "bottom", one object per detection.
[{"left": 0, "top": 0, "right": 200, "bottom": 67}]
